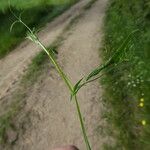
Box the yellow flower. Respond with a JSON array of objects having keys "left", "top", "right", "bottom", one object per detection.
[
  {"left": 142, "top": 120, "right": 146, "bottom": 126},
  {"left": 139, "top": 102, "right": 144, "bottom": 107},
  {"left": 140, "top": 98, "right": 144, "bottom": 102}
]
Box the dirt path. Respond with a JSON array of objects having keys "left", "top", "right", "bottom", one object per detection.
[
  {"left": 0, "top": 0, "right": 90, "bottom": 100},
  {"left": 10, "top": 0, "right": 109, "bottom": 150}
]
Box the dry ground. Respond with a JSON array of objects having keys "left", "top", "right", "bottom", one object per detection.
[
  {"left": 0, "top": 0, "right": 112, "bottom": 149},
  {"left": 0, "top": 0, "right": 90, "bottom": 100}
]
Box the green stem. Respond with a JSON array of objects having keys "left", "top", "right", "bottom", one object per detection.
[
  {"left": 75, "top": 95, "right": 91, "bottom": 150},
  {"left": 18, "top": 19, "right": 91, "bottom": 149},
  {"left": 38, "top": 41, "right": 73, "bottom": 92},
  {"left": 37, "top": 40, "right": 91, "bottom": 150}
]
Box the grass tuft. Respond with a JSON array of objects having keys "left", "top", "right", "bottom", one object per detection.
[{"left": 102, "top": 0, "right": 150, "bottom": 149}]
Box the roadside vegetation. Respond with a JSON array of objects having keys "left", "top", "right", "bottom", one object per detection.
[
  {"left": 0, "top": 0, "right": 78, "bottom": 58},
  {"left": 102, "top": 0, "right": 150, "bottom": 149}
]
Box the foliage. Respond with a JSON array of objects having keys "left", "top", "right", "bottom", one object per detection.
[
  {"left": 0, "top": 0, "right": 76, "bottom": 12},
  {"left": 0, "top": 0, "right": 78, "bottom": 58},
  {"left": 102, "top": 0, "right": 150, "bottom": 149}
]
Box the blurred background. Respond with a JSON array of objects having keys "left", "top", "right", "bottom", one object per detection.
[{"left": 0, "top": 0, "right": 77, "bottom": 58}]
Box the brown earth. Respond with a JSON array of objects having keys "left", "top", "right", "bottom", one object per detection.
[
  {"left": 0, "top": 0, "right": 90, "bottom": 100},
  {"left": 0, "top": 0, "right": 113, "bottom": 150}
]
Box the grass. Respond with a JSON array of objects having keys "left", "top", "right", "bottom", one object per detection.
[
  {"left": 0, "top": 0, "right": 78, "bottom": 58},
  {"left": 102, "top": 0, "right": 150, "bottom": 149},
  {"left": 0, "top": 0, "right": 75, "bottom": 11}
]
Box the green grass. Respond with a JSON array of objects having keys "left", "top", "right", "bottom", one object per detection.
[
  {"left": 102, "top": 0, "right": 150, "bottom": 149},
  {"left": 0, "top": 0, "right": 76, "bottom": 12},
  {"left": 0, "top": 0, "right": 78, "bottom": 58}
]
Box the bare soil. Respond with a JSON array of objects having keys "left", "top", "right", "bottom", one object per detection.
[
  {"left": 0, "top": 0, "right": 112, "bottom": 149},
  {"left": 0, "top": 0, "right": 90, "bottom": 100}
]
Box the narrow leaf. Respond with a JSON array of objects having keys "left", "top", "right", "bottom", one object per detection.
[
  {"left": 19, "top": 11, "right": 25, "bottom": 20},
  {"left": 86, "top": 65, "right": 105, "bottom": 81},
  {"left": 73, "top": 78, "right": 83, "bottom": 92},
  {"left": 70, "top": 78, "right": 83, "bottom": 101},
  {"left": 85, "top": 30, "right": 139, "bottom": 81},
  {"left": 110, "top": 29, "right": 139, "bottom": 63},
  {"left": 10, "top": 21, "right": 20, "bottom": 32}
]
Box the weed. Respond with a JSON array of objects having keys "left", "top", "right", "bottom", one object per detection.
[
  {"left": 10, "top": 10, "right": 136, "bottom": 149},
  {"left": 102, "top": 0, "right": 150, "bottom": 149}
]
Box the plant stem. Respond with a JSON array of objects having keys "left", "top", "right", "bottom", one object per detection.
[
  {"left": 38, "top": 40, "right": 73, "bottom": 92},
  {"left": 75, "top": 95, "right": 91, "bottom": 150},
  {"left": 17, "top": 19, "right": 91, "bottom": 149},
  {"left": 37, "top": 40, "right": 91, "bottom": 150}
]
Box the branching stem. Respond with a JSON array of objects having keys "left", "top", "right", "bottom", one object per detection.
[
  {"left": 10, "top": 14, "right": 137, "bottom": 150},
  {"left": 17, "top": 21, "right": 92, "bottom": 150},
  {"left": 38, "top": 40, "right": 92, "bottom": 150}
]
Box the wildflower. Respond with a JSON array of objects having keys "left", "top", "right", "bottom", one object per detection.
[
  {"left": 139, "top": 102, "right": 144, "bottom": 107},
  {"left": 140, "top": 98, "right": 144, "bottom": 102},
  {"left": 142, "top": 120, "right": 146, "bottom": 126}
]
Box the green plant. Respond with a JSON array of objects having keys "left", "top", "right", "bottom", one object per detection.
[
  {"left": 10, "top": 12, "right": 137, "bottom": 150},
  {"left": 102, "top": 0, "right": 150, "bottom": 149}
]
